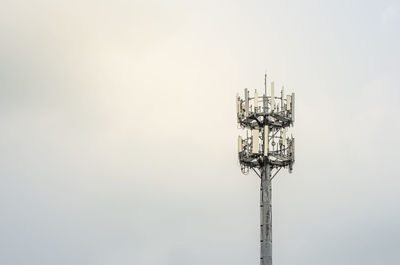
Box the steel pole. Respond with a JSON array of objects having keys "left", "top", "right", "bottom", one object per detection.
[{"left": 260, "top": 163, "right": 272, "bottom": 265}]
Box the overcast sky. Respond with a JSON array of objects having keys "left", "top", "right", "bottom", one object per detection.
[{"left": 1, "top": 1, "right": 400, "bottom": 265}]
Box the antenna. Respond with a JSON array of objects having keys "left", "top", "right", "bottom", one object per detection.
[
  {"left": 236, "top": 75, "right": 295, "bottom": 265},
  {"left": 264, "top": 72, "right": 267, "bottom": 96},
  {"left": 270, "top": 82, "right": 275, "bottom": 111},
  {"left": 254, "top": 90, "right": 259, "bottom": 112}
]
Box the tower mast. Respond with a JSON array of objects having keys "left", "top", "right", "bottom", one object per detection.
[{"left": 236, "top": 75, "right": 295, "bottom": 265}]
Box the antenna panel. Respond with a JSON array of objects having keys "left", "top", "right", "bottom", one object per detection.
[
  {"left": 270, "top": 82, "right": 275, "bottom": 111},
  {"left": 236, "top": 95, "right": 240, "bottom": 115},
  {"left": 238, "top": 136, "right": 243, "bottom": 153},
  {"left": 286, "top": 95, "right": 291, "bottom": 111},
  {"left": 254, "top": 91, "right": 258, "bottom": 111},
  {"left": 252, "top": 129, "right": 259, "bottom": 154},
  {"left": 291, "top": 93, "right": 295, "bottom": 122},
  {"left": 292, "top": 138, "right": 295, "bottom": 161},
  {"left": 244, "top": 88, "right": 249, "bottom": 116},
  {"left": 264, "top": 126, "right": 269, "bottom": 156},
  {"left": 282, "top": 128, "right": 287, "bottom": 146},
  {"left": 263, "top": 94, "right": 268, "bottom": 112}
]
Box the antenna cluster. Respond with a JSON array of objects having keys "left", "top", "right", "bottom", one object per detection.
[
  {"left": 235, "top": 74, "right": 296, "bottom": 265},
  {"left": 236, "top": 77, "right": 295, "bottom": 175}
]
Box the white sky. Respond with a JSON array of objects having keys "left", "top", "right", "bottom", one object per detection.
[{"left": 1, "top": 1, "right": 400, "bottom": 265}]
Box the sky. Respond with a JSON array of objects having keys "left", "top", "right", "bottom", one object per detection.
[{"left": 0, "top": 0, "right": 399, "bottom": 265}]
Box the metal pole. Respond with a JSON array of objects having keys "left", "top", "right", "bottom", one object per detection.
[
  {"left": 236, "top": 76, "right": 295, "bottom": 265},
  {"left": 260, "top": 163, "right": 272, "bottom": 265}
]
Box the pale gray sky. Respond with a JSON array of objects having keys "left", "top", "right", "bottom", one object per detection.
[{"left": 1, "top": 1, "right": 399, "bottom": 265}]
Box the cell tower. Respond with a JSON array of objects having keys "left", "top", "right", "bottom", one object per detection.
[{"left": 236, "top": 74, "right": 295, "bottom": 265}]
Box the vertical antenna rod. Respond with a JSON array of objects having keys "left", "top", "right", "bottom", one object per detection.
[{"left": 264, "top": 72, "right": 267, "bottom": 96}]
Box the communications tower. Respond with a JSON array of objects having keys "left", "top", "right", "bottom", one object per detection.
[{"left": 236, "top": 74, "right": 295, "bottom": 265}]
